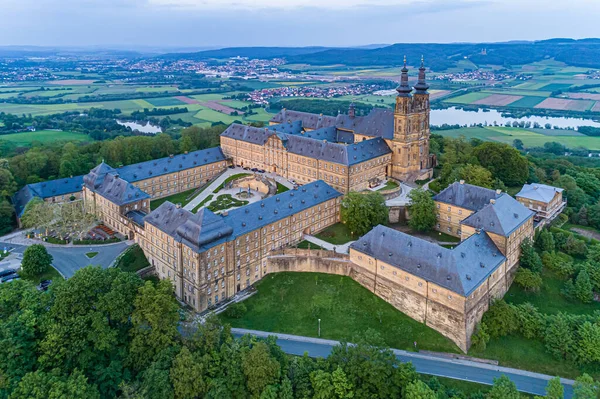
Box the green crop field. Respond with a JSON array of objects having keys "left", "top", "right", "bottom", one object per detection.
[
  {"left": 443, "top": 92, "right": 490, "bottom": 104},
  {"left": 436, "top": 126, "right": 600, "bottom": 150},
  {"left": 539, "top": 83, "right": 573, "bottom": 91},
  {"left": 145, "top": 97, "right": 186, "bottom": 107},
  {"left": 0, "top": 130, "right": 92, "bottom": 145},
  {"left": 506, "top": 96, "right": 547, "bottom": 108}
]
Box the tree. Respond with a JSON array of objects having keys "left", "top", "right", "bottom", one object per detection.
[
  {"left": 545, "top": 376, "right": 564, "bottom": 399},
  {"left": 0, "top": 163, "right": 17, "bottom": 198},
  {"left": 473, "top": 142, "right": 529, "bottom": 186},
  {"left": 407, "top": 188, "right": 437, "bottom": 232},
  {"left": 129, "top": 280, "right": 180, "bottom": 371},
  {"left": 514, "top": 268, "right": 543, "bottom": 292},
  {"left": 331, "top": 366, "right": 353, "bottom": 399},
  {"left": 0, "top": 199, "right": 15, "bottom": 235},
  {"left": 513, "top": 139, "right": 524, "bottom": 150},
  {"left": 169, "top": 347, "right": 207, "bottom": 399},
  {"left": 572, "top": 373, "right": 599, "bottom": 399},
  {"left": 575, "top": 322, "right": 600, "bottom": 364},
  {"left": 19, "top": 197, "right": 54, "bottom": 234},
  {"left": 9, "top": 369, "right": 100, "bottom": 399},
  {"left": 574, "top": 269, "right": 594, "bottom": 303},
  {"left": 52, "top": 201, "right": 96, "bottom": 241},
  {"left": 279, "top": 377, "right": 294, "bottom": 399},
  {"left": 470, "top": 322, "right": 490, "bottom": 351},
  {"left": 404, "top": 380, "right": 436, "bottom": 399},
  {"left": 486, "top": 375, "right": 520, "bottom": 399},
  {"left": 20, "top": 244, "right": 52, "bottom": 278},
  {"left": 340, "top": 192, "right": 388, "bottom": 236},
  {"left": 482, "top": 300, "right": 518, "bottom": 339},
  {"left": 242, "top": 342, "right": 281, "bottom": 398},
  {"left": 519, "top": 238, "right": 543, "bottom": 273},
  {"left": 537, "top": 229, "right": 555, "bottom": 252},
  {"left": 589, "top": 245, "right": 600, "bottom": 263},
  {"left": 544, "top": 313, "right": 573, "bottom": 360}
]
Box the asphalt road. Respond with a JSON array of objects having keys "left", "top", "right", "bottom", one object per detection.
[
  {"left": 0, "top": 241, "right": 130, "bottom": 278},
  {"left": 232, "top": 328, "right": 575, "bottom": 398}
]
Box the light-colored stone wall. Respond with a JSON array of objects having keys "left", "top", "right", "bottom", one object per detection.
[
  {"left": 517, "top": 191, "right": 563, "bottom": 219},
  {"left": 434, "top": 201, "right": 474, "bottom": 237}
]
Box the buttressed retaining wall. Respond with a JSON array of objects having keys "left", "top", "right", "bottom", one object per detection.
[{"left": 265, "top": 248, "right": 479, "bottom": 352}]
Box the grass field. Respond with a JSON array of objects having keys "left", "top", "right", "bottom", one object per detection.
[
  {"left": 150, "top": 187, "right": 198, "bottom": 210},
  {"left": 0, "top": 129, "right": 92, "bottom": 145},
  {"left": 115, "top": 244, "right": 150, "bottom": 273},
  {"left": 314, "top": 223, "right": 356, "bottom": 244},
  {"left": 21, "top": 265, "right": 64, "bottom": 285},
  {"left": 444, "top": 92, "right": 491, "bottom": 104},
  {"left": 436, "top": 126, "right": 600, "bottom": 150},
  {"left": 219, "top": 272, "right": 460, "bottom": 353}
]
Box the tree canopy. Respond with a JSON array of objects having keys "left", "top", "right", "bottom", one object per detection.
[{"left": 340, "top": 192, "right": 388, "bottom": 236}]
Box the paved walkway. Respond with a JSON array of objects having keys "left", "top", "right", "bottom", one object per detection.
[
  {"left": 184, "top": 167, "right": 296, "bottom": 212},
  {"left": 385, "top": 182, "right": 413, "bottom": 206},
  {"left": 302, "top": 234, "right": 355, "bottom": 254},
  {"left": 231, "top": 328, "right": 575, "bottom": 398}
]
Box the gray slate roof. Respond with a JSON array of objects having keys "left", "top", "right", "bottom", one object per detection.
[
  {"left": 350, "top": 225, "right": 506, "bottom": 296},
  {"left": 12, "top": 176, "right": 84, "bottom": 217},
  {"left": 270, "top": 107, "right": 394, "bottom": 139},
  {"left": 516, "top": 183, "right": 564, "bottom": 203},
  {"left": 116, "top": 147, "right": 226, "bottom": 183},
  {"left": 87, "top": 173, "right": 150, "bottom": 206},
  {"left": 433, "top": 182, "right": 502, "bottom": 212},
  {"left": 461, "top": 194, "right": 535, "bottom": 237},
  {"left": 285, "top": 135, "right": 391, "bottom": 166},
  {"left": 144, "top": 180, "right": 342, "bottom": 252}
]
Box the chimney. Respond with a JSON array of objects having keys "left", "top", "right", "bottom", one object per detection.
[
  {"left": 459, "top": 180, "right": 465, "bottom": 185},
  {"left": 490, "top": 199, "right": 496, "bottom": 204},
  {"left": 176, "top": 203, "right": 181, "bottom": 208},
  {"left": 496, "top": 189, "right": 501, "bottom": 195},
  {"left": 169, "top": 154, "right": 174, "bottom": 158},
  {"left": 222, "top": 211, "right": 229, "bottom": 217},
  {"left": 184, "top": 151, "right": 188, "bottom": 154}
]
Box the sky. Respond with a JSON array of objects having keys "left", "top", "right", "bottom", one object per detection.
[{"left": 1, "top": 0, "right": 600, "bottom": 48}]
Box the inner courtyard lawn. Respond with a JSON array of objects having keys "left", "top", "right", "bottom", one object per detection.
[
  {"left": 219, "top": 272, "right": 461, "bottom": 353},
  {"left": 314, "top": 223, "right": 356, "bottom": 244},
  {"left": 150, "top": 187, "right": 198, "bottom": 210}
]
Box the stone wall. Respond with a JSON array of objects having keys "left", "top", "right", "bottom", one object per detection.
[
  {"left": 264, "top": 248, "right": 495, "bottom": 353},
  {"left": 231, "top": 175, "right": 272, "bottom": 195},
  {"left": 388, "top": 206, "right": 407, "bottom": 224}
]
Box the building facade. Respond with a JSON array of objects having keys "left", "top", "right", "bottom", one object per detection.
[
  {"left": 139, "top": 180, "right": 342, "bottom": 311},
  {"left": 516, "top": 183, "right": 566, "bottom": 221},
  {"left": 222, "top": 59, "right": 434, "bottom": 186}
]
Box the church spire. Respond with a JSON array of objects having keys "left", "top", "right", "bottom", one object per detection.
[
  {"left": 414, "top": 55, "right": 429, "bottom": 94},
  {"left": 396, "top": 56, "right": 412, "bottom": 97}
]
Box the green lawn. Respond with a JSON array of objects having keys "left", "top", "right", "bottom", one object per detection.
[
  {"left": 276, "top": 182, "right": 290, "bottom": 193},
  {"left": 0, "top": 130, "right": 91, "bottom": 145},
  {"left": 376, "top": 180, "right": 399, "bottom": 191},
  {"left": 296, "top": 240, "right": 323, "bottom": 250},
  {"left": 85, "top": 252, "right": 98, "bottom": 259},
  {"left": 314, "top": 223, "right": 356, "bottom": 244},
  {"left": 506, "top": 268, "right": 600, "bottom": 315},
  {"left": 215, "top": 173, "right": 252, "bottom": 192},
  {"left": 207, "top": 194, "right": 249, "bottom": 212},
  {"left": 21, "top": 266, "right": 64, "bottom": 285},
  {"left": 219, "top": 272, "right": 460, "bottom": 353},
  {"left": 192, "top": 194, "right": 214, "bottom": 213},
  {"left": 115, "top": 244, "right": 150, "bottom": 273},
  {"left": 150, "top": 188, "right": 198, "bottom": 210}
]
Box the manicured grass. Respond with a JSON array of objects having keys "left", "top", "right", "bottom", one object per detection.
[
  {"left": 505, "top": 268, "right": 600, "bottom": 315},
  {"left": 21, "top": 266, "right": 64, "bottom": 285},
  {"left": 296, "top": 240, "right": 323, "bottom": 250},
  {"left": 376, "top": 180, "right": 399, "bottom": 191},
  {"left": 314, "top": 223, "right": 356, "bottom": 244},
  {"left": 0, "top": 130, "right": 91, "bottom": 145},
  {"left": 150, "top": 188, "right": 198, "bottom": 210},
  {"left": 115, "top": 244, "right": 150, "bottom": 273},
  {"left": 192, "top": 194, "right": 214, "bottom": 213},
  {"left": 85, "top": 252, "right": 99, "bottom": 259},
  {"left": 219, "top": 272, "right": 460, "bottom": 353},
  {"left": 207, "top": 194, "right": 249, "bottom": 212},
  {"left": 215, "top": 173, "right": 252, "bottom": 192},
  {"left": 276, "top": 182, "right": 289, "bottom": 193}
]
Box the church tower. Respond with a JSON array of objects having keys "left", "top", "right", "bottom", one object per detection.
[{"left": 386, "top": 56, "right": 433, "bottom": 182}]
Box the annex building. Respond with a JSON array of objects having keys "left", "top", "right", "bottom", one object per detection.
[{"left": 220, "top": 60, "right": 435, "bottom": 191}]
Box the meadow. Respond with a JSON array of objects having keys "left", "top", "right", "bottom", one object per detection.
[
  {"left": 435, "top": 126, "right": 600, "bottom": 150},
  {"left": 0, "top": 129, "right": 92, "bottom": 145}
]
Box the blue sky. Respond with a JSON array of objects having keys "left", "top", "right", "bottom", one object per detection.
[{"left": 1, "top": 0, "right": 599, "bottom": 48}]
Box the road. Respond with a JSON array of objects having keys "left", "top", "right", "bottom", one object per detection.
[
  {"left": 0, "top": 240, "right": 130, "bottom": 278},
  {"left": 231, "top": 328, "right": 575, "bottom": 398}
]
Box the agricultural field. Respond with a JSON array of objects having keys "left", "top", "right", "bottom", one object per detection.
[
  {"left": 0, "top": 129, "right": 92, "bottom": 145},
  {"left": 436, "top": 126, "right": 600, "bottom": 150}
]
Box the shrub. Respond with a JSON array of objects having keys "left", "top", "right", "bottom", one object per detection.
[
  {"left": 514, "top": 268, "right": 543, "bottom": 292},
  {"left": 574, "top": 269, "right": 594, "bottom": 303},
  {"left": 514, "top": 303, "right": 546, "bottom": 340},
  {"left": 482, "top": 300, "right": 518, "bottom": 339},
  {"left": 541, "top": 251, "right": 574, "bottom": 279},
  {"left": 470, "top": 322, "right": 490, "bottom": 351},
  {"left": 224, "top": 302, "right": 247, "bottom": 319},
  {"left": 519, "top": 238, "right": 543, "bottom": 273}
]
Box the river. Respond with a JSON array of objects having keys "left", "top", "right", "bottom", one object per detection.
[
  {"left": 430, "top": 107, "right": 600, "bottom": 130},
  {"left": 116, "top": 120, "right": 162, "bottom": 134}
]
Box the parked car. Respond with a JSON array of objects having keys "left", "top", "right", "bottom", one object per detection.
[
  {"left": 228, "top": 165, "right": 235, "bottom": 169},
  {"left": 243, "top": 167, "right": 250, "bottom": 170},
  {"left": 257, "top": 169, "right": 265, "bottom": 173},
  {"left": 37, "top": 279, "right": 52, "bottom": 291},
  {"left": 0, "top": 268, "right": 16, "bottom": 278},
  {"left": 251, "top": 168, "right": 258, "bottom": 172},
  {"left": 1, "top": 273, "right": 19, "bottom": 283}
]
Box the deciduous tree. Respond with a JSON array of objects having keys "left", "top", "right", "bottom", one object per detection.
[
  {"left": 340, "top": 192, "right": 388, "bottom": 236},
  {"left": 407, "top": 188, "right": 437, "bottom": 232},
  {"left": 20, "top": 244, "right": 52, "bottom": 278}
]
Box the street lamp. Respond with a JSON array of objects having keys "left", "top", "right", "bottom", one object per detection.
[{"left": 318, "top": 318, "right": 321, "bottom": 337}]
